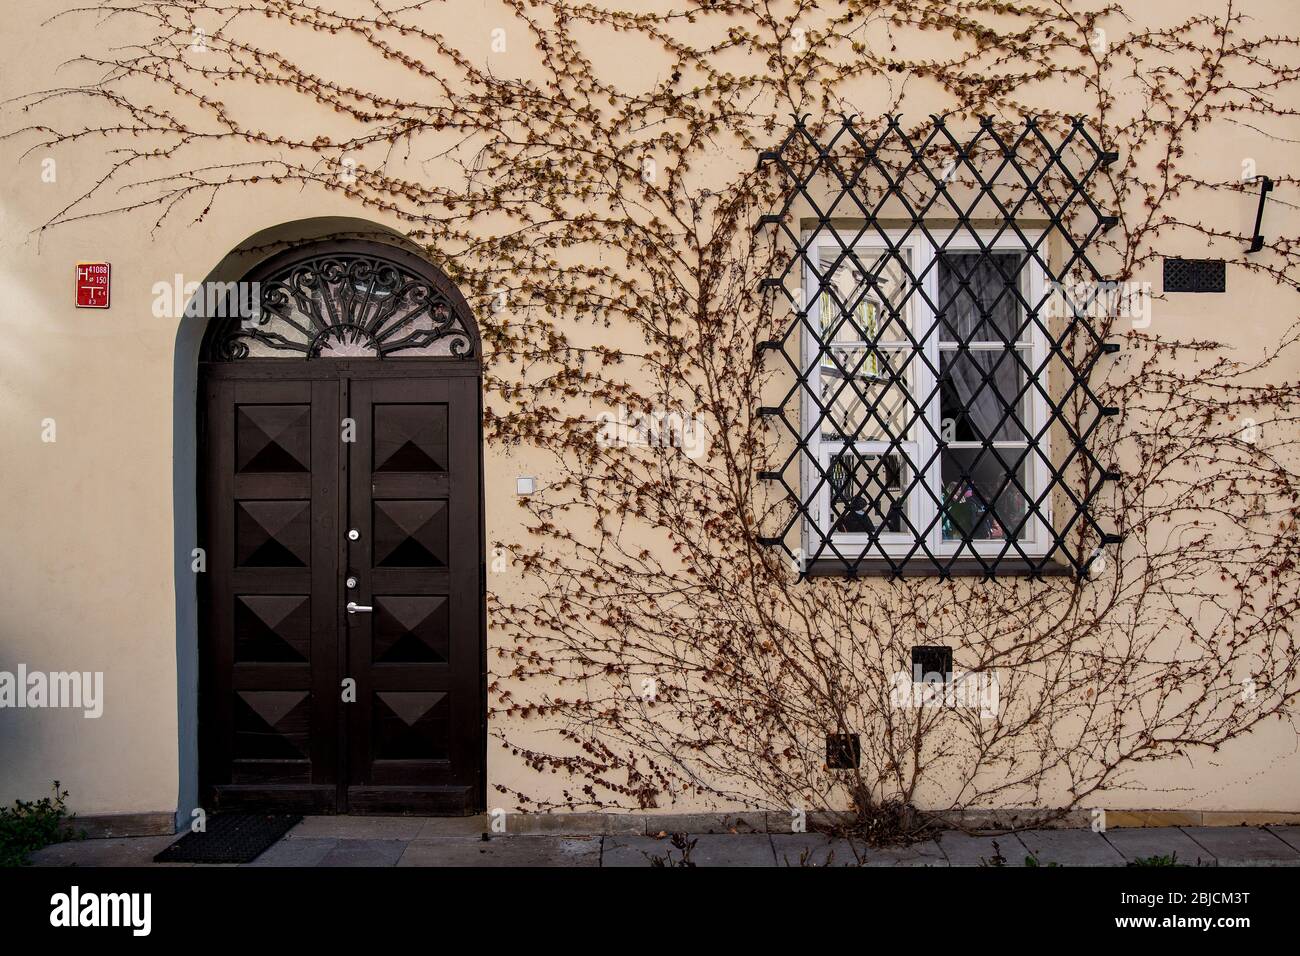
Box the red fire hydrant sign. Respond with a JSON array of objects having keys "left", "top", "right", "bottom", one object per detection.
[{"left": 75, "top": 262, "right": 111, "bottom": 309}]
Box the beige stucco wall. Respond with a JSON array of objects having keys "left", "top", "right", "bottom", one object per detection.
[{"left": 0, "top": 0, "right": 1296, "bottom": 822}]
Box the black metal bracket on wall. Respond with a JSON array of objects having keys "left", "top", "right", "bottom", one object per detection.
[
  {"left": 1248, "top": 176, "right": 1273, "bottom": 254},
  {"left": 751, "top": 114, "right": 1123, "bottom": 579}
]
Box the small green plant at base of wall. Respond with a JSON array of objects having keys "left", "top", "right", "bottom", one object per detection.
[
  {"left": 1128, "top": 853, "right": 1185, "bottom": 867},
  {"left": 0, "top": 782, "right": 79, "bottom": 866}
]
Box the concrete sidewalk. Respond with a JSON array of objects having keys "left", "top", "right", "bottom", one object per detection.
[{"left": 26, "top": 817, "right": 1300, "bottom": 867}]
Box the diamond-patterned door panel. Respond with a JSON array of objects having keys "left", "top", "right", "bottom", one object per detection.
[
  {"left": 234, "top": 594, "right": 310, "bottom": 663},
  {"left": 345, "top": 377, "right": 480, "bottom": 810},
  {"left": 235, "top": 404, "right": 310, "bottom": 473},
  {"left": 373, "top": 403, "right": 448, "bottom": 472},
  {"left": 235, "top": 499, "right": 310, "bottom": 567},
  {"left": 372, "top": 499, "right": 448, "bottom": 568},
  {"left": 373, "top": 594, "right": 450, "bottom": 663},
  {"left": 373, "top": 691, "right": 450, "bottom": 760},
  {"left": 206, "top": 369, "right": 481, "bottom": 812},
  {"left": 233, "top": 690, "right": 311, "bottom": 760}
]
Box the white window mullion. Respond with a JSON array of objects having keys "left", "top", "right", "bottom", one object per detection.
[
  {"left": 1029, "top": 259, "right": 1051, "bottom": 549},
  {"left": 801, "top": 231, "right": 822, "bottom": 561},
  {"left": 918, "top": 238, "right": 942, "bottom": 556}
]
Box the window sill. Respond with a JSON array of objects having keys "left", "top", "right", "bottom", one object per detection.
[{"left": 804, "top": 557, "right": 1076, "bottom": 579}]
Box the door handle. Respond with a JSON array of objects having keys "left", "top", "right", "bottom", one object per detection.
[{"left": 346, "top": 602, "right": 373, "bottom": 615}]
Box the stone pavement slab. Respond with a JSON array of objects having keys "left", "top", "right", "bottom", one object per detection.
[
  {"left": 770, "top": 834, "right": 867, "bottom": 867},
  {"left": 246, "top": 837, "right": 339, "bottom": 867},
  {"left": 1102, "top": 827, "right": 1215, "bottom": 866},
  {"left": 598, "top": 836, "right": 663, "bottom": 867},
  {"left": 672, "top": 834, "right": 776, "bottom": 866},
  {"left": 859, "top": 839, "right": 947, "bottom": 867},
  {"left": 934, "top": 832, "right": 1029, "bottom": 866},
  {"left": 316, "top": 839, "right": 409, "bottom": 867},
  {"left": 29, "top": 834, "right": 181, "bottom": 867},
  {"left": 25, "top": 823, "right": 1300, "bottom": 867},
  {"left": 398, "top": 835, "right": 601, "bottom": 866},
  {"left": 1180, "top": 827, "right": 1300, "bottom": 866},
  {"left": 767, "top": 834, "right": 948, "bottom": 867},
  {"left": 1267, "top": 826, "right": 1300, "bottom": 853},
  {"left": 288, "top": 816, "right": 425, "bottom": 840},
  {"left": 1018, "top": 829, "right": 1126, "bottom": 866},
  {"left": 603, "top": 833, "right": 776, "bottom": 867},
  {"left": 415, "top": 815, "right": 490, "bottom": 838}
]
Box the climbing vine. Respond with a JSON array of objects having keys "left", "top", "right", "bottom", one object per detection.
[{"left": 9, "top": 0, "right": 1300, "bottom": 834}]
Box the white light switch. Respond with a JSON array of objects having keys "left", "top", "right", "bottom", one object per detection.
[{"left": 516, "top": 476, "right": 536, "bottom": 495}]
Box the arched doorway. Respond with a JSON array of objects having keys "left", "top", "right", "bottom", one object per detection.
[{"left": 197, "top": 240, "right": 484, "bottom": 814}]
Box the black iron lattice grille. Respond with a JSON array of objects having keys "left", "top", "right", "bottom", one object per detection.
[{"left": 753, "top": 116, "right": 1122, "bottom": 578}]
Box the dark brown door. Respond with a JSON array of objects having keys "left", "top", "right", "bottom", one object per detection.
[{"left": 200, "top": 362, "right": 483, "bottom": 814}]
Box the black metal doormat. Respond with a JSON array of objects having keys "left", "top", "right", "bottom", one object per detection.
[{"left": 153, "top": 813, "right": 302, "bottom": 864}]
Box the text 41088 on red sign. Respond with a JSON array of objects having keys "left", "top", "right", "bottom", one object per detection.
[{"left": 75, "top": 262, "right": 110, "bottom": 309}]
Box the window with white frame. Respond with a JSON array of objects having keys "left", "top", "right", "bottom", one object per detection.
[
  {"left": 801, "top": 229, "right": 1052, "bottom": 564},
  {"left": 754, "top": 115, "right": 1122, "bottom": 578}
]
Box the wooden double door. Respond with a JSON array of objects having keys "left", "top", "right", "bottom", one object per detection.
[{"left": 199, "top": 362, "right": 483, "bottom": 814}]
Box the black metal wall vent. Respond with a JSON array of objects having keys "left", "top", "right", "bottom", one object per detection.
[
  {"left": 825, "top": 734, "right": 862, "bottom": 770},
  {"left": 911, "top": 646, "right": 954, "bottom": 682},
  {"left": 1163, "top": 257, "right": 1226, "bottom": 294},
  {"left": 753, "top": 115, "right": 1122, "bottom": 579}
]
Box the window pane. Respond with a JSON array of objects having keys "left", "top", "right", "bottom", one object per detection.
[
  {"left": 937, "top": 252, "right": 1026, "bottom": 343},
  {"left": 820, "top": 346, "right": 914, "bottom": 442},
  {"left": 819, "top": 287, "right": 880, "bottom": 343},
  {"left": 938, "top": 349, "right": 1032, "bottom": 443},
  {"left": 817, "top": 246, "right": 914, "bottom": 342},
  {"left": 828, "top": 448, "right": 908, "bottom": 534},
  {"left": 940, "top": 448, "right": 1032, "bottom": 541}
]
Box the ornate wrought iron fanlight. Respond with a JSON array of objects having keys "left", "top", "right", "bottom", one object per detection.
[{"left": 202, "top": 243, "right": 477, "bottom": 360}]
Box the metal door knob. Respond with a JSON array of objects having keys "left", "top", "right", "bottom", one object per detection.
[{"left": 346, "top": 602, "right": 373, "bottom": 614}]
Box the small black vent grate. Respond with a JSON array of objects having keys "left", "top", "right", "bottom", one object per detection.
[
  {"left": 1163, "top": 257, "right": 1225, "bottom": 293},
  {"left": 911, "top": 646, "right": 953, "bottom": 682},
  {"left": 826, "top": 733, "right": 861, "bottom": 769}
]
